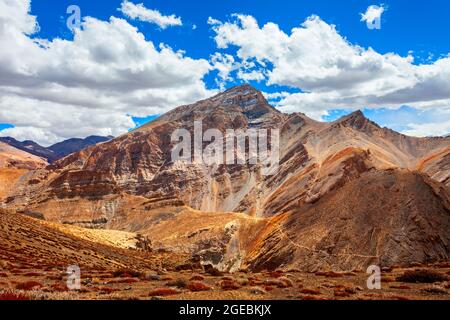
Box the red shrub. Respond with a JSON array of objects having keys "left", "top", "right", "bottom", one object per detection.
[
  {"left": 219, "top": 280, "right": 241, "bottom": 290},
  {"left": 300, "top": 288, "right": 321, "bottom": 295},
  {"left": 264, "top": 278, "right": 291, "bottom": 288},
  {"left": 23, "top": 272, "right": 41, "bottom": 277},
  {"left": 107, "top": 278, "right": 140, "bottom": 284},
  {"left": 393, "top": 295, "right": 410, "bottom": 300},
  {"left": 396, "top": 269, "right": 448, "bottom": 283},
  {"left": 187, "top": 281, "right": 211, "bottom": 292},
  {"left": 148, "top": 288, "right": 180, "bottom": 297},
  {"left": 161, "top": 277, "right": 173, "bottom": 281},
  {"left": 190, "top": 275, "right": 205, "bottom": 281},
  {"left": 0, "top": 291, "right": 30, "bottom": 300},
  {"left": 99, "top": 287, "right": 119, "bottom": 294},
  {"left": 334, "top": 290, "right": 351, "bottom": 297},
  {"left": 112, "top": 269, "right": 143, "bottom": 278},
  {"left": 268, "top": 271, "right": 283, "bottom": 278},
  {"left": 315, "top": 271, "right": 344, "bottom": 278},
  {"left": 15, "top": 281, "right": 43, "bottom": 291},
  {"left": 50, "top": 283, "right": 68, "bottom": 292},
  {"left": 0, "top": 273, "right": 8, "bottom": 278},
  {"left": 299, "top": 295, "right": 327, "bottom": 300}
]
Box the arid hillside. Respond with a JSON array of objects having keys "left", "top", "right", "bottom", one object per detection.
[
  {"left": 0, "top": 141, "right": 47, "bottom": 170},
  {"left": 245, "top": 169, "right": 450, "bottom": 272},
  {"left": 0, "top": 208, "right": 449, "bottom": 300},
  {"left": 0, "top": 142, "right": 48, "bottom": 200},
  {"left": 0, "top": 209, "right": 181, "bottom": 271}
]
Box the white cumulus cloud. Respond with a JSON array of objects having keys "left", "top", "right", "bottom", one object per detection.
[
  {"left": 402, "top": 120, "right": 450, "bottom": 137},
  {"left": 0, "top": 0, "right": 211, "bottom": 145},
  {"left": 209, "top": 14, "right": 450, "bottom": 127},
  {"left": 119, "top": 0, "right": 182, "bottom": 29}
]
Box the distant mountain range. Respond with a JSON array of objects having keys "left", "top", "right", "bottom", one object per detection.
[{"left": 0, "top": 135, "right": 113, "bottom": 163}]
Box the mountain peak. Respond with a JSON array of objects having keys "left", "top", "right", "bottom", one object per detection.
[
  {"left": 212, "top": 84, "right": 280, "bottom": 117},
  {"left": 334, "top": 110, "right": 380, "bottom": 131},
  {"left": 223, "top": 84, "right": 259, "bottom": 94},
  {"left": 343, "top": 110, "right": 366, "bottom": 121},
  {"left": 214, "top": 84, "right": 265, "bottom": 103},
  {"left": 159, "top": 84, "right": 281, "bottom": 125}
]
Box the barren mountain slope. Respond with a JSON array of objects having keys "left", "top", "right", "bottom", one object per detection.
[
  {"left": 2, "top": 85, "right": 449, "bottom": 272},
  {"left": 0, "top": 142, "right": 48, "bottom": 200},
  {"left": 417, "top": 147, "right": 450, "bottom": 187},
  {"left": 5, "top": 86, "right": 449, "bottom": 217},
  {"left": 245, "top": 169, "right": 450, "bottom": 272},
  {"left": 0, "top": 209, "right": 181, "bottom": 271},
  {"left": 0, "top": 168, "right": 28, "bottom": 200},
  {"left": 0, "top": 141, "right": 47, "bottom": 170}
]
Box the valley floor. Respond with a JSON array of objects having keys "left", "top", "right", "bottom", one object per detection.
[
  {"left": 1, "top": 259, "right": 449, "bottom": 300},
  {"left": 0, "top": 210, "right": 448, "bottom": 301}
]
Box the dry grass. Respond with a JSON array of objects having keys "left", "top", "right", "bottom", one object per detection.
[
  {"left": 186, "top": 281, "right": 212, "bottom": 292},
  {"left": 0, "top": 290, "right": 30, "bottom": 300},
  {"left": 15, "top": 281, "right": 43, "bottom": 291},
  {"left": 148, "top": 288, "right": 180, "bottom": 297},
  {"left": 396, "top": 269, "right": 448, "bottom": 283}
]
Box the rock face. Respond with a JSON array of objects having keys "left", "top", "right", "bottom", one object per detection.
[
  {"left": 245, "top": 169, "right": 450, "bottom": 272},
  {"left": 3, "top": 85, "right": 450, "bottom": 272}
]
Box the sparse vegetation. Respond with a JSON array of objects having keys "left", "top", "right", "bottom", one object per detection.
[
  {"left": 50, "top": 283, "right": 68, "bottom": 292},
  {"left": 112, "top": 269, "right": 143, "bottom": 278},
  {"left": 166, "top": 278, "right": 187, "bottom": 289},
  {"left": 421, "top": 285, "right": 447, "bottom": 294},
  {"left": 186, "top": 281, "right": 211, "bottom": 292},
  {"left": 15, "top": 281, "right": 43, "bottom": 291},
  {"left": 315, "top": 271, "right": 344, "bottom": 278},
  {"left": 300, "top": 288, "right": 321, "bottom": 295},
  {"left": 204, "top": 265, "right": 223, "bottom": 277},
  {"left": 0, "top": 208, "right": 449, "bottom": 301},
  {"left": 219, "top": 280, "right": 241, "bottom": 290},
  {"left": 148, "top": 288, "right": 180, "bottom": 297},
  {"left": 0, "top": 290, "right": 30, "bottom": 300},
  {"left": 107, "top": 278, "right": 140, "bottom": 284},
  {"left": 396, "top": 269, "right": 448, "bottom": 283}
]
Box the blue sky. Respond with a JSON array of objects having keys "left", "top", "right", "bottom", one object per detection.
[
  {"left": 0, "top": 0, "right": 449, "bottom": 145},
  {"left": 29, "top": 0, "right": 450, "bottom": 60}
]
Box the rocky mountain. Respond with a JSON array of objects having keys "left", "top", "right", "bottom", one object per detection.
[
  {"left": 3, "top": 85, "right": 450, "bottom": 272},
  {"left": 0, "top": 135, "right": 113, "bottom": 163},
  {"left": 0, "top": 137, "right": 56, "bottom": 162},
  {"left": 47, "top": 135, "right": 114, "bottom": 160},
  {"left": 245, "top": 169, "right": 450, "bottom": 272}
]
